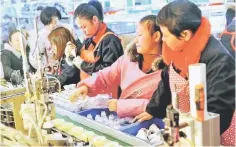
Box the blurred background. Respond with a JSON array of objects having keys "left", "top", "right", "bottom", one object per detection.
[{"left": 1, "top": 0, "right": 235, "bottom": 44}]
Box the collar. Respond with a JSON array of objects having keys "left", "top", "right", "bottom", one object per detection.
[
  {"left": 3, "top": 43, "right": 22, "bottom": 59},
  {"left": 163, "top": 17, "right": 211, "bottom": 78},
  {"left": 92, "top": 22, "right": 107, "bottom": 44}
]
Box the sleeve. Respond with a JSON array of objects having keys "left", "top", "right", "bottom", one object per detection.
[
  {"left": 220, "top": 33, "right": 235, "bottom": 59},
  {"left": 56, "top": 62, "right": 79, "bottom": 86},
  {"left": 206, "top": 61, "right": 235, "bottom": 134},
  {"left": 117, "top": 99, "right": 150, "bottom": 118},
  {"left": 75, "top": 38, "right": 83, "bottom": 51},
  {"left": 94, "top": 36, "right": 124, "bottom": 71},
  {"left": 146, "top": 66, "right": 172, "bottom": 118},
  {"left": 1, "top": 53, "right": 14, "bottom": 80},
  {"left": 78, "top": 56, "right": 124, "bottom": 97}
]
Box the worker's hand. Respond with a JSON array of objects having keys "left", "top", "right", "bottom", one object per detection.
[
  {"left": 10, "top": 70, "right": 23, "bottom": 86},
  {"left": 132, "top": 112, "right": 153, "bottom": 123},
  {"left": 108, "top": 99, "right": 118, "bottom": 112},
  {"left": 65, "top": 41, "right": 76, "bottom": 57},
  {"left": 69, "top": 85, "right": 89, "bottom": 102}
]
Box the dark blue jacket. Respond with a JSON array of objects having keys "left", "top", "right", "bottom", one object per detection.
[
  {"left": 147, "top": 36, "right": 235, "bottom": 134},
  {"left": 79, "top": 28, "right": 124, "bottom": 76},
  {"left": 220, "top": 19, "right": 235, "bottom": 59}
]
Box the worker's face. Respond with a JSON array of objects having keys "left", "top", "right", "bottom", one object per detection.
[
  {"left": 160, "top": 26, "right": 185, "bottom": 51},
  {"left": 9, "top": 32, "right": 21, "bottom": 52},
  {"left": 136, "top": 23, "right": 160, "bottom": 55},
  {"left": 75, "top": 16, "right": 99, "bottom": 38},
  {"left": 49, "top": 16, "right": 60, "bottom": 31}
]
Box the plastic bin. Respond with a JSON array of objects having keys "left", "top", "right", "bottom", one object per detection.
[
  {"left": 122, "top": 118, "right": 165, "bottom": 136},
  {"left": 79, "top": 108, "right": 137, "bottom": 130}
]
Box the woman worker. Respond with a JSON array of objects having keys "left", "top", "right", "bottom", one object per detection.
[
  {"left": 69, "top": 15, "right": 164, "bottom": 118},
  {"left": 135, "top": 1, "right": 235, "bottom": 146},
  {"left": 66, "top": 0, "right": 123, "bottom": 97}
]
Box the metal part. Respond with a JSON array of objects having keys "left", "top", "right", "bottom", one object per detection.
[{"left": 0, "top": 89, "right": 26, "bottom": 131}]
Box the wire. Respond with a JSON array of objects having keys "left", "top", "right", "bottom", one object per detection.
[
  {"left": 37, "top": 100, "right": 47, "bottom": 128},
  {"left": 0, "top": 133, "right": 18, "bottom": 145},
  {"left": 43, "top": 71, "right": 50, "bottom": 91},
  {"left": 19, "top": 107, "right": 44, "bottom": 145},
  {"left": 47, "top": 76, "right": 62, "bottom": 93},
  {"left": 27, "top": 115, "right": 44, "bottom": 145}
]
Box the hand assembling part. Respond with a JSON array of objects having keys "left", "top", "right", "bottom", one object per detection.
[
  {"left": 132, "top": 112, "right": 153, "bottom": 123},
  {"left": 10, "top": 70, "right": 23, "bottom": 86},
  {"left": 69, "top": 85, "right": 89, "bottom": 102},
  {"left": 108, "top": 99, "right": 118, "bottom": 112}
]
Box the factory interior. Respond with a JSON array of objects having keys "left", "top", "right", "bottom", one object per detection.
[{"left": 0, "top": 0, "right": 235, "bottom": 146}]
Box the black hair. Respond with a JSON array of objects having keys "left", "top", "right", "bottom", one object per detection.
[
  {"left": 74, "top": 1, "right": 103, "bottom": 21},
  {"left": 40, "top": 6, "right": 61, "bottom": 25},
  {"left": 156, "top": 0, "right": 201, "bottom": 38},
  {"left": 88, "top": 0, "right": 103, "bottom": 21},
  {"left": 140, "top": 15, "right": 163, "bottom": 49},
  {"left": 128, "top": 15, "right": 162, "bottom": 63},
  {"left": 37, "top": 6, "right": 44, "bottom": 11},
  {"left": 140, "top": 15, "right": 162, "bottom": 35},
  {"left": 9, "top": 30, "right": 19, "bottom": 42},
  {"left": 226, "top": 7, "right": 235, "bottom": 26}
]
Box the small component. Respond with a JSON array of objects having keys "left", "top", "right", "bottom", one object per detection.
[
  {"left": 67, "top": 137, "right": 74, "bottom": 146},
  {"left": 179, "top": 131, "right": 187, "bottom": 138},
  {"left": 86, "top": 114, "right": 93, "bottom": 120}
]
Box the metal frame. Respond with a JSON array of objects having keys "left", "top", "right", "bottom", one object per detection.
[{"left": 0, "top": 88, "right": 26, "bottom": 132}]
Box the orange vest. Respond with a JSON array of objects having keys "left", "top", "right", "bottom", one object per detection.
[{"left": 80, "top": 32, "right": 116, "bottom": 80}]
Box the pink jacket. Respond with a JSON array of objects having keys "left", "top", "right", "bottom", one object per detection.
[{"left": 79, "top": 55, "right": 162, "bottom": 117}]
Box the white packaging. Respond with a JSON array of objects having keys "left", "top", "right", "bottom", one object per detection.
[
  {"left": 194, "top": 112, "right": 220, "bottom": 146},
  {"left": 20, "top": 103, "right": 36, "bottom": 130},
  {"left": 188, "top": 63, "right": 207, "bottom": 119}
]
